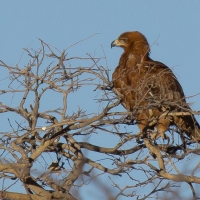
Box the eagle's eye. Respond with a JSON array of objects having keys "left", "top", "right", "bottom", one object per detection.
[{"left": 119, "top": 38, "right": 128, "bottom": 43}]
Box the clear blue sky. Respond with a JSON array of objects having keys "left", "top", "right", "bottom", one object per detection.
[{"left": 0, "top": 1, "right": 200, "bottom": 199}]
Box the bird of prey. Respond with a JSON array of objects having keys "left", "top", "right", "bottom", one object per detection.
[{"left": 111, "top": 31, "right": 200, "bottom": 142}]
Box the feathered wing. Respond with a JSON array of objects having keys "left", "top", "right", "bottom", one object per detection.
[{"left": 142, "top": 61, "right": 200, "bottom": 141}]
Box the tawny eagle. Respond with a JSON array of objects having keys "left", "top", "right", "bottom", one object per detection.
[{"left": 111, "top": 31, "right": 200, "bottom": 141}]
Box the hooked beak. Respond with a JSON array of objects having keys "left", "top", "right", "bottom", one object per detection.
[
  {"left": 111, "top": 39, "right": 126, "bottom": 48},
  {"left": 111, "top": 39, "right": 118, "bottom": 48}
]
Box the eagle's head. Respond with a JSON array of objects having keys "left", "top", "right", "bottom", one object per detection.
[{"left": 111, "top": 31, "right": 150, "bottom": 56}]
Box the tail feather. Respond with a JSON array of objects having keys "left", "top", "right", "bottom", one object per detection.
[
  {"left": 191, "top": 126, "right": 200, "bottom": 142},
  {"left": 174, "top": 115, "right": 200, "bottom": 142}
]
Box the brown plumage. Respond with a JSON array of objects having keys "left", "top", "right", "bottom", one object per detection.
[{"left": 111, "top": 31, "right": 200, "bottom": 142}]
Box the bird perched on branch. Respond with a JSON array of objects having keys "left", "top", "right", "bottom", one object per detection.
[{"left": 111, "top": 31, "right": 200, "bottom": 142}]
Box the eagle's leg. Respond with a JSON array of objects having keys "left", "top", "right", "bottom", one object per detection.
[
  {"left": 136, "top": 112, "right": 156, "bottom": 142},
  {"left": 135, "top": 121, "right": 148, "bottom": 143},
  {"left": 156, "top": 118, "right": 170, "bottom": 141}
]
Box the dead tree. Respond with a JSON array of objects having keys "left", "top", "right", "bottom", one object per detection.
[{"left": 0, "top": 39, "right": 200, "bottom": 200}]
